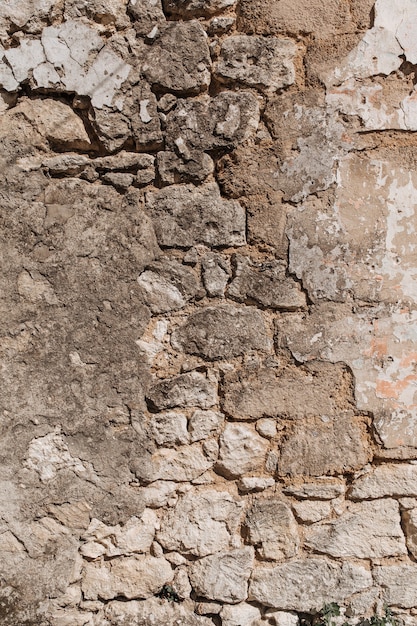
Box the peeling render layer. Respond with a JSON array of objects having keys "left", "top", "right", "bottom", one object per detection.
[{"left": 3, "top": 0, "right": 417, "bottom": 625}]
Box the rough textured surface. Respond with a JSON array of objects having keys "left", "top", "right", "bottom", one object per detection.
[
  {"left": 171, "top": 305, "right": 271, "bottom": 359},
  {"left": 2, "top": 0, "right": 417, "bottom": 624},
  {"left": 249, "top": 559, "right": 373, "bottom": 611}
]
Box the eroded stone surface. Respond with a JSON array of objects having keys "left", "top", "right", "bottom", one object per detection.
[
  {"left": 216, "top": 423, "right": 269, "bottom": 479},
  {"left": 223, "top": 362, "right": 353, "bottom": 420},
  {"left": 228, "top": 256, "right": 306, "bottom": 310},
  {"left": 171, "top": 305, "right": 270, "bottom": 360},
  {"left": 137, "top": 259, "right": 199, "bottom": 314},
  {"left": 165, "top": 91, "right": 260, "bottom": 153},
  {"left": 305, "top": 499, "right": 406, "bottom": 558},
  {"left": 163, "top": 0, "right": 236, "bottom": 17},
  {"left": 245, "top": 498, "right": 299, "bottom": 560},
  {"left": 145, "top": 183, "right": 246, "bottom": 248},
  {"left": 374, "top": 565, "right": 417, "bottom": 608},
  {"left": 82, "top": 556, "right": 173, "bottom": 600},
  {"left": 189, "top": 547, "right": 254, "bottom": 604},
  {"left": 278, "top": 413, "right": 371, "bottom": 477},
  {"left": 215, "top": 36, "right": 296, "bottom": 92},
  {"left": 249, "top": 559, "right": 373, "bottom": 611},
  {"left": 157, "top": 489, "right": 243, "bottom": 556},
  {"left": 143, "top": 21, "right": 211, "bottom": 95},
  {"left": 146, "top": 371, "right": 218, "bottom": 411},
  {"left": 350, "top": 464, "right": 417, "bottom": 499}
]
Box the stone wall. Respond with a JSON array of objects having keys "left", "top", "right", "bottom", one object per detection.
[{"left": 1, "top": 0, "right": 417, "bottom": 624}]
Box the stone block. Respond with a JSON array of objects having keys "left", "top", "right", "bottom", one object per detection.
[
  {"left": 171, "top": 305, "right": 270, "bottom": 360},
  {"left": 216, "top": 423, "right": 269, "bottom": 479},
  {"left": 145, "top": 183, "right": 246, "bottom": 248},
  {"left": 165, "top": 91, "right": 259, "bottom": 153},
  {"left": 146, "top": 371, "right": 218, "bottom": 411},
  {"left": 143, "top": 21, "right": 211, "bottom": 94},
  {"left": 157, "top": 489, "right": 243, "bottom": 556},
  {"left": 215, "top": 36, "right": 296, "bottom": 92},
  {"left": 249, "top": 559, "right": 373, "bottom": 611},
  {"left": 189, "top": 547, "right": 254, "bottom": 604},
  {"left": 305, "top": 499, "right": 406, "bottom": 558},
  {"left": 228, "top": 255, "right": 306, "bottom": 310},
  {"left": 244, "top": 498, "right": 299, "bottom": 560},
  {"left": 222, "top": 361, "right": 353, "bottom": 420},
  {"left": 82, "top": 556, "right": 173, "bottom": 600}
]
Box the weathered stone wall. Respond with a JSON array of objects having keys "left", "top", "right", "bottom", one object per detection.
[{"left": 1, "top": 0, "right": 417, "bottom": 624}]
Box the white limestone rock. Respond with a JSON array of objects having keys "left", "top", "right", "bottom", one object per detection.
[
  {"left": 374, "top": 564, "right": 417, "bottom": 608},
  {"left": 140, "top": 481, "right": 178, "bottom": 508},
  {"left": 150, "top": 412, "right": 190, "bottom": 447},
  {"left": 245, "top": 498, "right": 299, "bottom": 560},
  {"left": 189, "top": 547, "right": 255, "bottom": 604},
  {"left": 238, "top": 477, "right": 275, "bottom": 493},
  {"left": 188, "top": 409, "right": 225, "bottom": 443},
  {"left": 350, "top": 464, "right": 417, "bottom": 499},
  {"left": 292, "top": 501, "right": 331, "bottom": 524},
  {"left": 216, "top": 423, "right": 269, "bottom": 479},
  {"left": 0, "top": 21, "right": 131, "bottom": 110},
  {"left": 403, "top": 508, "right": 417, "bottom": 558},
  {"left": 131, "top": 444, "right": 213, "bottom": 484},
  {"left": 24, "top": 428, "right": 87, "bottom": 482},
  {"left": 284, "top": 480, "right": 345, "bottom": 500},
  {"left": 101, "top": 597, "right": 213, "bottom": 625},
  {"left": 249, "top": 559, "right": 373, "bottom": 611},
  {"left": 305, "top": 499, "right": 406, "bottom": 558},
  {"left": 80, "top": 510, "right": 159, "bottom": 558},
  {"left": 256, "top": 419, "right": 278, "bottom": 439},
  {"left": 82, "top": 556, "right": 173, "bottom": 600},
  {"left": 220, "top": 602, "right": 262, "bottom": 626},
  {"left": 157, "top": 489, "right": 243, "bottom": 556},
  {"left": 266, "top": 611, "right": 300, "bottom": 626}
]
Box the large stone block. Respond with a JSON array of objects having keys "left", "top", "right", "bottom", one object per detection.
[
  {"left": 143, "top": 21, "right": 211, "bottom": 94},
  {"left": 374, "top": 565, "right": 417, "bottom": 608},
  {"left": 189, "top": 547, "right": 254, "bottom": 604},
  {"left": 222, "top": 362, "right": 353, "bottom": 420},
  {"left": 249, "top": 559, "right": 373, "bottom": 611},
  {"left": 146, "top": 371, "right": 218, "bottom": 411},
  {"left": 101, "top": 598, "right": 214, "bottom": 625},
  {"left": 228, "top": 255, "right": 306, "bottom": 310},
  {"left": 215, "top": 36, "right": 296, "bottom": 92},
  {"left": 82, "top": 556, "right": 173, "bottom": 600},
  {"left": 217, "top": 423, "right": 269, "bottom": 479},
  {"left": 305, "top": 499, "right": 406, "bottom": 558},
  {"left": 157, "top": 489, "right": 243, "bottom": 556},
  {"left": 244, "top": 498, "right": 299, "bottom": 560},
  {"left": 145, "top": 183, "right": 246, "bottom": 248},
  {"left": 165, "top": 91, "right": 259, "bottom": 153},
  {"left": 237, "top": 0, "right": 354, "bottom": 37},
  {"left": 350, "top": 464, "right": 417, "bottom": 499},
  {"left": 278, "top": 414, "right": 370, "bottom": 477},
  {"left": 171, "top": 305, "right": 270, "bottom": 360}
]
